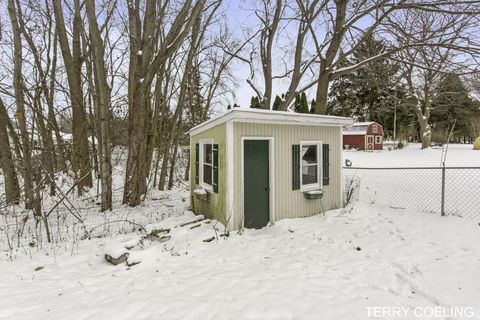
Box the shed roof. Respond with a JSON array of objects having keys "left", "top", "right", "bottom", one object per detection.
[
  {"left": 350, "top": 121, "right": 376, "bottom": 126},
  {"left": 189, "top": 108, "right": 353, "bottom": 136}
]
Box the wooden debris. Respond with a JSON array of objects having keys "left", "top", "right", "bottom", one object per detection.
[
  {"left": 149, "top": 228, "right": 170, "bottom": 236},
  {"left": 203, "top": 236, "right": 215, "bottom": 243},
  {"left": 146, "top": 235, "right": 171, "bottom": 243},
  {"left": 105, "top": 252, "right": 129, "bottom": 265},
  {"left": 179, "top": 216, "right": 205, "bottom": 228},
  {"left": 126, "top": 260, "right": 141, "bottom": 267}
]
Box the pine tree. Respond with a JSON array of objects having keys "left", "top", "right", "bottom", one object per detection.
[
  {"left": 294, "top": 92, "right": 309, "bottom": 113},
  {"left": 431, "top": 73, "right": 479, "bottom": 141},
  {"left": 250, "top": 96, "right": 261, "bottom": 109},
  {"left": 272, "top": 95, "right": 283, "bottom": 111}
]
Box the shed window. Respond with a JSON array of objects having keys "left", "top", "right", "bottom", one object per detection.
[
  {"left": 375, "top": 135, "right": 382, "bottom": 144},
  {"left": 199, "top": 139, "right": 214, "bottom": 189},
  {"left": 372, "top": 125, "right": 378, "bottom": 133},
  {"left": 203, "top": 144, "right": 213, "bottom": 185},
  {"left": 300, "top": 142, "right": 322, "bottom": 190}
]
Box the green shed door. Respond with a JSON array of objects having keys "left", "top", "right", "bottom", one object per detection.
[{"left": 243, "top": 140, "right": 270, "bottom": 229}]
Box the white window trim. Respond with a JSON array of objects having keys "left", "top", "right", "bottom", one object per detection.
[
  {"left": 375, "top": 135, "right": 383, "bottom": 144},
  {"left": 199, "top": 138, "right": 214, "bottom": 191},
  {"left": 299, "top": 141, "right": 323, "bottom": 192}
]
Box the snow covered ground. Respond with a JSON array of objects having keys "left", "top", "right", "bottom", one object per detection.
[
  {"left": 1, "top": 143, "right": 479, "bottom": 319},
  {"left": 344, "top": 143, "right": 480, "bottom": 168},
  {"left": 1, "top": 203, "right": 479, "bottom": 320}
]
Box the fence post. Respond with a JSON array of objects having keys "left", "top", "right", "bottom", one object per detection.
[{"left": 441, "top": 163, "right": 446, "bottom": 216}]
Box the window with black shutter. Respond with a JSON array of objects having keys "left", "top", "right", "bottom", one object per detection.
[{"left": 293, "top": 142, "right": 328, "bottom": 190}]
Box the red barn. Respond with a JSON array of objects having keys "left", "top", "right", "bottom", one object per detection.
[{"left": 343, "top": 122, "right": 384, "bottom": 151}]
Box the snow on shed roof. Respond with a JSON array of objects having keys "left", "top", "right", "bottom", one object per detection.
[
  {"left": 351, "top": 122, "right": 376, "bottom": 126},
  {"left": 189, "top": 108, "right": 353, "bottom": 136}
]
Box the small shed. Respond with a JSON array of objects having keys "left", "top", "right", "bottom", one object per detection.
[
  {"left": 343, "top": 122, "right": 384, "bottom": 151},
  {"left": 189, "top": 108, "right": 353, "bottom": 230}
]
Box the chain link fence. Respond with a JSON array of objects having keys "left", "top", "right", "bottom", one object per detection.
[{"left": 343, "top": 167, "right": 480, "bottom": 220}]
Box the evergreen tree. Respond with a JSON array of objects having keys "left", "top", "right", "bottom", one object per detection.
[
  {"left": 431, "top": 73, "right": 479, "bottom": 141},
  {"left": 272, "top": 95, "right": 283, "bottom": 111},
  {"left": 250, "top": 96, "right": 261, "bottom": 109},
  {"left": 294, "top": 92, "right": 309, "bottom": 113}
]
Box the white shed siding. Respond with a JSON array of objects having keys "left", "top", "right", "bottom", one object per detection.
[{"left": 233, "top": 122, "right": 342, "bottom": 229}]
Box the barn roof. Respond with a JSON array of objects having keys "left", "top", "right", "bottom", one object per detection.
[{"left": 189, "top": 108, "right": 353, "bottom": 136}]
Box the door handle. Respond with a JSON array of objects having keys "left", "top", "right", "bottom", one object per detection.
[{"left": 265, "top": 186, "right": 270, "bottom": 191}]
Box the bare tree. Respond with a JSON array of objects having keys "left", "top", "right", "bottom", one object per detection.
[{"left": 53, "top": 0, "right": 93, "bottom": 193}]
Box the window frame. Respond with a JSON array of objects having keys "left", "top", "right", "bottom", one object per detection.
[
  {"left": 199, "top": 138, "right": 214, "bottom": 191},
  {"left": 299, "top": 141, "right": 323, "bottom": 191},
  {"left": 375, "top": 135, "right": 383, "bottom": 144}
]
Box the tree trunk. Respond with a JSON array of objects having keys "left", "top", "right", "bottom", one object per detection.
[
  {"left": 0, "top": 98, "right": 20, "bottom": 204},
  {"left": 8, "top": 0, "right": 34, "bottom": 208},
  {"left": 85, "top": 0, "right": 113, "bottom": 211},
  {"left": 184, "top": 153, "right": 190, "bottom": 181},
  {"left": 158, "top": 137, "right": 170, "bottom": 191},
  {"left": 48, "top": 34, "right": 68, "bottom": 172},
  {"left": 124, "top": 85, "right": 150, "bottom": 205},
  {"left": 32, "top": 94, "right": 56, "bottom": 196},
  {"left": 314, "top": 65, "right": 330, "bottom": 114},
  {"left": 167, "top": 124, "right": 181, "bottom": 190},
  {"left": 53, "top": 0, "right": 92, "bottom": 194},
  {"left": 415, "top": 101, "right": 432, "bottom": 149}
]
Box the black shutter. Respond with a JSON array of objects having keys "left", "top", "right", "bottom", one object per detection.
[
  {"left": 292, "top": 144, "right": 300, "bottom": 190},
  {"left": 212, "top": 144, "right": 219, "bottom": 193},
  {"left": 195, "top": 143, "right": 199, "bottom": 185},
  {"left": 322, "top": 143, "right": 330, "bottom": 186}
]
